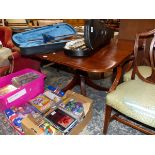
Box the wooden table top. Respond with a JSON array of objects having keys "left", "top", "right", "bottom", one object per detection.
[{"left": 36, "top": 39, "right": 134, "bottom": 73}]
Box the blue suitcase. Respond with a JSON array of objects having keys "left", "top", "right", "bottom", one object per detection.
[{"left": 12, "top": 23, "right": 76, "bottom": 56}]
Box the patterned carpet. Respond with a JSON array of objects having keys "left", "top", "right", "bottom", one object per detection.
[{"left": 0, "top": 65, "right": 144, "bottom": 135}]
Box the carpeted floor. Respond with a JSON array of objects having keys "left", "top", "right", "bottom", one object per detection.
[{"left": 0, "top": 65, "right": 144, "bottom": 135}]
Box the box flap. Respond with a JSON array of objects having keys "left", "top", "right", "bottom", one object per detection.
[{"left": 21, "top": 114, "right": 44, "bottom": 135}]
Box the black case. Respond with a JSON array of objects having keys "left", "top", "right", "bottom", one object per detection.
[{"left": 64, "top": 19, "right": 114, "bottom": 57}]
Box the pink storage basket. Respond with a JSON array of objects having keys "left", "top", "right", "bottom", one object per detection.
[{"left": 0, "top": 68, "right": 46, "bottom": 111}]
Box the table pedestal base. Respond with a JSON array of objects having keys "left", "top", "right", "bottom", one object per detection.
[{"left": 62, "top": 73, "right": 109, "bottom": 96}]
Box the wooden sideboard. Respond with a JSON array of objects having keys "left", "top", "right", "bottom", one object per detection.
[{"left": 119, "top": 19, "right": 155, "bottom": 40}]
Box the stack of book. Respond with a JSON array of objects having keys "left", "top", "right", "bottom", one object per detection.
[
  {"left": 29, "top": 88, "right": 64, "bottom": 114},
  {"left": 5, "top": 104, "right": 40, "bottom": 135},
  {"left": 43, "top": 90, "right": 62, "bottom": 104},
  {"left": 12, "top": 72, "right": 39, "bottom": 87},
  {"left": 59, "top": 97, "right": 85, "bottom": 121}
]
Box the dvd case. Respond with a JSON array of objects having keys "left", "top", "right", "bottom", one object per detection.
[
  {"left": 29, "top": 94, "right": 53, "bottom": 113},
  {"left": 45, "top": 108, "right": 78, "bottom": 134}
]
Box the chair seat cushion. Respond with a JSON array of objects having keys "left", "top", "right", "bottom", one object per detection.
[
  {"left": 123, "top": 66, "right": 152, "bottom": 82},
  {"left": 106, "top": 80, "right": 155, "bottom": 128}
]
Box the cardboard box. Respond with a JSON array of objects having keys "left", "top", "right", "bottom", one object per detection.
[
  {"left": 22, "top": 115, "right": 44, "bottom": 135},
  {"left": 63, "top": 90, "right": 93, "bottom": 135},
  {"left": 70, "top": 104, "right": 92, "bottom": 135},
  {"left": 22, "top": 90, "right": 93, "bottom": 135}
]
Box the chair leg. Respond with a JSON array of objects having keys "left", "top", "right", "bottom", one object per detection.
[{"left": 103, "top": 105, "right": 112, "bottom": 135}]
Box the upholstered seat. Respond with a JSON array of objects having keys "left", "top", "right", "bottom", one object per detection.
[
  {"left": 106, "top": 79, "right": 155, "bottom": 128},
  {"left": 123, "top": 66, "right": 152, "bottom": 81},
  {"left": 103, "top": 29, "right": 155, "bottom": 135}
]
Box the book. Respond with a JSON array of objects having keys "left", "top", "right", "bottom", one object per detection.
[
  {"left": 47, "top": 85, "right": 65, "bottom": 97},
  {"left": 0, "top": 84, "right": 17, "bottom": 96},
  {"left": 5, "top": 104, "right": 42, "bottom": 134},
  {"left": 59, "top": 98, "right": 85, "bottom": 121},
  {"left": 45, "top": 108, "right": 78, "bottom": 134},
  {"left": 39, "top": 121, "right": 59, "bottom": 135},
  {"left": 43, "top": 90, "right": 61, "bottom": 104},
  {"left": 29, "top": 94, "right": 53, "bottom": 113},
  {"left": 12, "top": 72, "right": 39, "bottom": 87}
]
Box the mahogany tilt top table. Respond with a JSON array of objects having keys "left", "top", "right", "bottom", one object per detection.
[{"left": 35, "top": 39, "right": 134, "bottom": 95}]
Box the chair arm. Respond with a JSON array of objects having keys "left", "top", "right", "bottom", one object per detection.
[
  {"left": 109, "top": 54, "right": 135, "bottom": 93},
  {"left": 8, "top": 51, "right": 22, "bottom": 74},
  {"left": 109, "top": 66, "right": 122, "bottom": 92},
  {"left": 6, "top": 40, "right": 20, "bottom": 52},
  {"left": 121, "top": 54, "right": 135, "bottom": 73},
  {"left": 12, "top": 46, "right": 20, "bottom": 53},
  {"left": 12, "top": 51, "right": 21, "bottom": 59},
  {"left": 6, "top": 40, "right": 15, "bottom": 49}
]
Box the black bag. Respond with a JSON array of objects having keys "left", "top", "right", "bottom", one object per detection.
[{"left": 64, "top": 19, "right": 114, "bottom": 57}]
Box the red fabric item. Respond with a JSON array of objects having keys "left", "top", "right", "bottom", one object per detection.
[
  {"left": 13, "top": 55, "right": 41, "bottom": 72},
  {"left": 0, "top": 26, "right": 41, "bottom": 74}
]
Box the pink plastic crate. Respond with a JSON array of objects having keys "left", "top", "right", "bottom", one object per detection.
[{"left": 0, "top": 68, "right": 46, "bottom": 111}]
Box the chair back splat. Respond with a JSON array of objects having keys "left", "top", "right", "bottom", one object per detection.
[{"left": 132, "top": 29, "right": 155, "bottom": 84}]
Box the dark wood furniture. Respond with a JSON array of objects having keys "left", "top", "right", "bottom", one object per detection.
[
  {"left": 117, "top": 19, "right": 155, "bottom": 67},
  {"left": 63, "top": 19, "right": 85, "bottom": 27},
  {"left": 104, "top": 29, "right": 155, "bottom": 135},
  {"left": 132, "top": 29, "right": 155, "bottom": 84},
  {"left": 35, "top": 39, "right": 134, "bottom": 96},
  {"left": 119, "top": 19, "right": 155, "bottom": 41}
]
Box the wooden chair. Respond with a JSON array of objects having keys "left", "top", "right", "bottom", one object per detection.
[
  {"left": 103, "top": 29, "right": 155, "bottom": 135},
  {"left": 117, "top": 20, "right": 155, "bottom": 82},
  {"left": 123, "top": 31, "right": 154, "bottom": 82}
]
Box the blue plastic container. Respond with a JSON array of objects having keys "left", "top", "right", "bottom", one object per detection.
[{"left": 12, "top": 23, "right": 76, "bottom": 56}]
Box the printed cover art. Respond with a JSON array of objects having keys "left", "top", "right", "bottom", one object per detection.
[
  {"left": 43, "top": 90, "right": 61, "bottom": 103},
  {"left": 30, "top": 94, "right": 52, "bottom": 113},
  {"left": 4, "top": 104, "right": 40, "bottom": 135},
  {"left": 45, "top": 108, "right": 77, "bottom": 132},
  {"left": 59, "top": 98, "right": 84, "bottom": 119},
  {"left": 39, "top": 121, "right": 59, "bottom": 135}
]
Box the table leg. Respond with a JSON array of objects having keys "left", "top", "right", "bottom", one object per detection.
[
  {"left": 62, "top": 71, "right": 109, "bottom": 96},
  {"left": 80, "top": 75, "right": 86, "bottom": 96},
  {"left": 61, "top": 74, "right": 80, "bottom": 92},
  {"left": 61, "top": 73, "right": 87, "bottom": 96}
]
